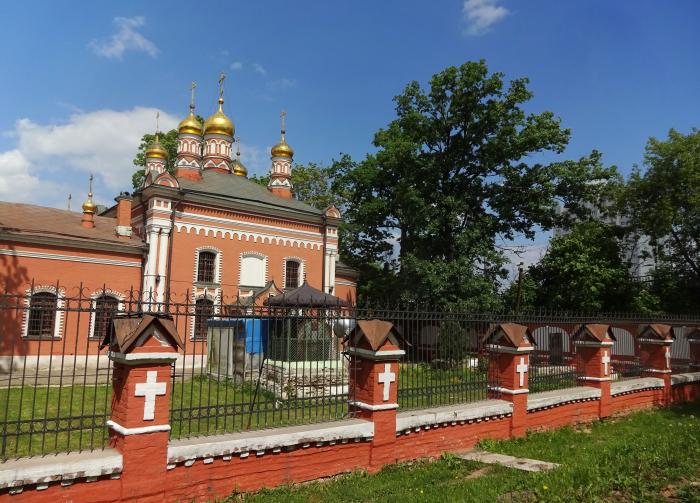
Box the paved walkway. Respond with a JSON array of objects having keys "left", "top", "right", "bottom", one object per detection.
[{"left": 456, "top": 450, "right": 560, "bottom": 472}]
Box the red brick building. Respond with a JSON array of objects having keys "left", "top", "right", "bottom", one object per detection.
[{"left": 0, "top": 84, "right": 357, "bottom": 360}]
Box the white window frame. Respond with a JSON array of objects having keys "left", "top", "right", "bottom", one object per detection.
[
  {"left": 22, "top": 285, "right": 65, "bottom": 339},
  {"left": 89, "top": 290, "right": 125, "bottom": 340},
  {"left": 190, "top": 291, "right": 217, "bottom": 340},
  {"left": 194, "top": 246, "right": 222, "bottom": 285},
  {"left": 239, "top": 251, "right": 268, "bottom": 288},
  {"left": 283, "top": 256, "right": 304, "bottom": 289}
]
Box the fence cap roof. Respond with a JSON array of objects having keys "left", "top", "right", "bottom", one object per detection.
[
  {"left": 349, "top": 319, "right": 404, "bottom": 351},
  {"left": 106, "top": 315, "right": 183, "bottom": 352},
  {"left": 638, "top": 323, "right": 675, "bottom": 341},
  {"left": 572, "top": 324, "right": 616, "bottom": 342},
  {"left": 264, "top": 281, "right": 349, "bottom": 307},
  {"left": 483, "top": 323, "right": 534, "bottom": 348}
]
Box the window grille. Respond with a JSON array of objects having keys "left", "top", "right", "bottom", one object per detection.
[
  {"left": 93, "top": 295, "right": 119, "bottom": 340},
  {"left": 26, "top": 292, "right": 57, "bottom": 338},
  {"left": 285, "top": 260, "right": 300, "bottom": 289},
  {"left": 193, "top": 298, "right": 214, "bottom": 339},
  {"left": 197, "top": 251, "right": 216, "bottom": 283}
]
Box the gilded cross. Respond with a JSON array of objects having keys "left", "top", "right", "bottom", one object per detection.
[
  {"left": 190, "top": 81, "right": 197, "bottom": 109},
  {"left": 218, "top": 72, "right": 226, "bottom": 98},
  {"left": 155, "top": 111, "right": 160, "bottom": 134}
]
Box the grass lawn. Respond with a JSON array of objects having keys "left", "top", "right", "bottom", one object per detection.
[{"left": 227, "top": 401, "right": 700, "bottom": 503}]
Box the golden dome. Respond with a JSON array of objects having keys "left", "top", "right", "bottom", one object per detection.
[
  {"left": 204, "top": 98, "right": 234, "bottom": 137},
  {"left": 178, "top": 110, "right": 202, "bottom": 135},
  {"left": 233, "top": 159, "right": 248, "bottom": 177},
  {"left": 145, "top": 135, "right": 168, "bottom": 159},
  {"left": 271, "top": 139, "right": 294, "bottom": 158},
  {"left": 82, "top": 193, "right": 96, "bottom": 214}
]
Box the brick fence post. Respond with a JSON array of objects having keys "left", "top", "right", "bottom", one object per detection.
[
  {"left": 573, "top": 324, "right": 614, "bottom": 418},
  {"left": 638, "top": 324, "right": 674, "bottom": 405},
  {"left": 347, "top": 320, "right": 405, "bottom": 472},
  {"left": 484, "top": 323, "right": 534, "bottom": 438},
  {"left": 106, "top": 315, "right": 182, "bottom": 501},
  {"left": 688, "top": 328, "right": 700, "bottom": 371}
]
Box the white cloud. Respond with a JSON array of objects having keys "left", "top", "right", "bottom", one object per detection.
[
  {"left": 0, "top": 108, "right": 177, "bottom": 207},
  {"left": 269, "top": 78, "right": 297, "bottom": 90},
  {"left": 89, "top": 16, "right": 159, "bottom": 59},
  {"left": 462, "top": 0, "right": 509, "bottom": 36},
  {"left": 230, "top": 61, "right": 243, "bottom": 71},
  {"left": 252, "top": 63, "right": 267, "bottom": 76}
]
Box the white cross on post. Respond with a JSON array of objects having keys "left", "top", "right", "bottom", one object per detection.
[
  {"left": 516, "top": 357, "right": 528, "bottom": 387},
  {"left": 602, "top": 350, "right": 611, "bottom": 376},
  {"left": 378, "top": 363, "right": 396, "bottom": 402},
  {"left": 135, "top": 371, "right": 167, "bottom": 421},
  {"left": 665, "top": 347, "right": 671, "bottom": 370}
]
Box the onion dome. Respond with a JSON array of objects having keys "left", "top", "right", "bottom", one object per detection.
[
  {"left": 145, "top": 134, "right": 168, "bottom": 159},
  {"left": 271, "top": 110, "right": 293, "bottom": 158},
  {"left": 82, "top": 175, "right": 96, "bottom": 214},
  {"left": 204, "top": 97, "right": 234, "bottom": 137},
  {"left": 233, "top": 136, "right": 248, "bottom": 176},
  {"left": 178, "top": 111, "right": 202, "bottom": 135}
]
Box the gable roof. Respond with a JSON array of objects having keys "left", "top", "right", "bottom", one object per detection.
[
  {"left": 0, "top": 202, "right": 144, "bottom": 252},
  {"left": 177, "top": 170, "right": 323, "bottom": 217},
  {"left": 572, "top": 324, "right": 616, "bottom": 343},
  {"left": 264, "top": 281, "right": 348, "bottom": 307},
  {"left": 483, "top": 323, "right": 534, "bottom": 348},
  {"left": 106, "top": 315, "right": 183, "bottom": 352},
  {"left": 349, "top": 320, "right": 404, "bottom": 351},
  {"left": 638, "top": 323, "right": 675, "bottom": 340}
]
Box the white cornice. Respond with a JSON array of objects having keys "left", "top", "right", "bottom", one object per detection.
[
  {"left": 176, "top": 210, "right": 325, "bottom": 239},
  {"left": 174, "top": 222, "right": 323, "bottom": 250},
  {"left": 0, "top": 248, "right": 141, "bottom": 268}
]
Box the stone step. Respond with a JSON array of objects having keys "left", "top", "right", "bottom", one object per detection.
[{"left": 456, "top": 450, "right": 560, "bottom": 472}]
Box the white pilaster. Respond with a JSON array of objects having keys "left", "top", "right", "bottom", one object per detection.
[{"left": 156, "top": 228, "right": 171, "bottom": 305}]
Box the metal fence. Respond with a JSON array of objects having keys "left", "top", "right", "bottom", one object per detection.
[{"left": 2, "top": 283, "right": 700, "bottom": 461}]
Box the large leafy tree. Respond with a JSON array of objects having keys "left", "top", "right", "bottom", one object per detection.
[
  {"left": 131, "top": 129, "right": 179, "bottom": 189},
  {"left": 627, "top": 129, "right": 700, "bottom": 279},
  {"left": 527, "top": 222, "right": 635, "bottom": 312},
  {"left": 337, "top": 61, "right": 618, "bottom": 307}
]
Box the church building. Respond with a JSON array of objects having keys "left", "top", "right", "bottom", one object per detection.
[{"left": 0, "top": 78, "right": 357, "bottom": 358}]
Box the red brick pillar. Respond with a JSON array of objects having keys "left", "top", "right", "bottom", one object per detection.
[
  {"left": 638, "top": 324, "right": 674, "bottom": 405},
  {"left": 574, "top": 326, "right": 614, "bottom": 418},
  {"left": 485, "top": 324, "right": 534, "bottom": 438},
  {"left": 347, "top": 321, "right": 405, "bottom": 473},
  {"left": 107, "top": 317, "right": 181, "bottom": 502}
]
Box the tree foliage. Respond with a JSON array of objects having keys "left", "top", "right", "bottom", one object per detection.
[
  {"left": 336, "top": 61, "right": 618, "bottom": 307},
  {"left": 131, "top": 129, "right": 179, "bottom": 189}
]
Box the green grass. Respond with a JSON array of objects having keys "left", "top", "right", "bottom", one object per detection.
[
  {"left": 225, "top": 401, "right": 700, "bottom": 503},
  {"left": 397, "top": 363, "right": 489, "bottom": 410}
]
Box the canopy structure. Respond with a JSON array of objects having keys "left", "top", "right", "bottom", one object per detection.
[{"left": 264, "top": 281, "right": 349, "bottom": 308}]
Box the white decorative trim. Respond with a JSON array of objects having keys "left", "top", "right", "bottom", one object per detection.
[
  {"left": 283, "top": 256, "right": 304, "bottom": 289},
  {"left": 574, "top": 341, "right": 614, "bottom": 347},
  {"left": 643, "top": 368, "right": 672, "bottom": 374},
  {"left": 167, "top": 419, "right": 374, "bottom": 464},
  {"left": 488, "top": 386, "right": 529, "bottom": 395},
  {"left": 670, "top": 372, "right": 700, "bottom": 385},
  {"left": 486, "top": 344, "right": 534, "bottom": 354},
  {"left": 21, "top": 285, "right": 65, "bottom": 340},
  {"left": 115, "top": 225, "right": 133, "bottom": 237},
  {"left": 174, "top": 222, "right": 323, "bottom": 250},
  {"left": 610, "top": 377, "right": 664, "bottom": 396},
  {"left": 345, "top": 347, "right": 406, "bottom": 360},
  {"left": 0, "top": 249, "right": 140, "bottom": 267},
  {"left": 89, "top": 290, "right": 125, "bottom": 339},
  {"left": 0, "top": 449, "right": 122, "bottom": 489},
  {"left": 348, "top": 400, "right": 399, "bottom": 411},
  {"left": 638, "top": 338, "right": 673, "bottom": 345},
  {"left": 108, "top": 351, "right": 179, "bottom": 364},
  {"left": 190, "top": 291, "right": 219, "bottom": 340},
  {"left": 395, "top": 399, "right": 512, "bottom": 433},
  {"left": 527, "top": 386, "right": 601, "bottom": 411},
  {"left": 194, "top": 246, "right": 222, "bottom": 285},
  {"left": 176, "top": 210, "right": 325, "bottom": 239},
  {"left": 578, "top": 376, "right": 612, "bottom": 382},
  {"left": 107, "top": 420, "right": 170, "bottom": 436}
]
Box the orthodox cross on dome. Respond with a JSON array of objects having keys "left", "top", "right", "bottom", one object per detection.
[
  {"left": 236, "top": 136, "right": 241, "bottom": 158},
  {"left": 135, "top": 371, "right": 167, "bottom": 420},
  {"left": 218, "top": 71, "right": 226, "bottom": 99},
  {"left": 665, "top": 346, "right": 671, "bottom": 369},
  {"left": 155, "top": 111, "right": 160, "bottom": 135},
  {"left": 602, "top": 350, "right": 610, "bottom": 376},
  {"left": 88, "top": 174, "right": 94, "bottom": 198},
  {"left": 67, "top": 193, "right": 72, "bottom": 211},
  {"left": 516, "top": 356, "right": 528, "bottom": 387},
  {"left": 378, "top": 363, "right": 395, "bottom": 402}
]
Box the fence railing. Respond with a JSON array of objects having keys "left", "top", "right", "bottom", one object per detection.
[{"left": 2, "top": 284, "right": 699, "bottom": 461}]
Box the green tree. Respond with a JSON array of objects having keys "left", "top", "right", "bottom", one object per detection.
[
  {"left": 336, "top": 61, "right": 618, "bottom": 307},
  {"left": 528, "top": 221, "right": 634, "bottom": 311},
  {"left": 132, "top": 129, "right": 179, "bottom": 189},
  {"left": 626, "top": 129, "right": 700, "bottom": 281}
]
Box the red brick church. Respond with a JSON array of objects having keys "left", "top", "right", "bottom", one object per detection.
[{"left": 0, "top": 79, "right": 357, "bottom": 359}]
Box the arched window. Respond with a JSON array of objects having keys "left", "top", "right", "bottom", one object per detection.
[
  {"left": 193, "top": 298, "right": 214, "bottom": 340},
  {"left": 197, "top": 251, "right": 217, "bottom": 283},
  {"left": 27, "top": 292, "right": 57, "bottom": 338},
  {"left": 285, "top": 260, "right": 300, "bottom": 289},
  {"left": 92, "top": 295, "right": 120, "bottom": 341}
]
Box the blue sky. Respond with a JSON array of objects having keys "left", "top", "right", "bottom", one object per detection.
[{"left": 1, "top": 0, "right": 698, "bottom": 264}]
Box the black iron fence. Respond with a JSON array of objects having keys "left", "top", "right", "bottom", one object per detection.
[{"left": 2, "top": 283, "right": 700, "bottom": 461}]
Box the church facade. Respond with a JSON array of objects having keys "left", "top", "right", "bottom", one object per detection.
[{"left": 0, "top": 81, "right": 357, "bottom": 359}]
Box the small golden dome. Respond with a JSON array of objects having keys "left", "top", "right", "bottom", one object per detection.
[
  {"left": 178, "top": 111, "right": 202, "bottom": 135},
  {"left": 82, "top": 193, "right": 96, "bottom": 214},
  {"left": 271, "top": 139, "right": 294, "bottom": 158},
  {"left": 233, "top": 159, "right": 248, "bottom": 177},
  {"left": 204, "top": 98, "right": 234, "bottom": 137},
  {"left": 145, "top": 135, "right": 168, "bottom": 159}
]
